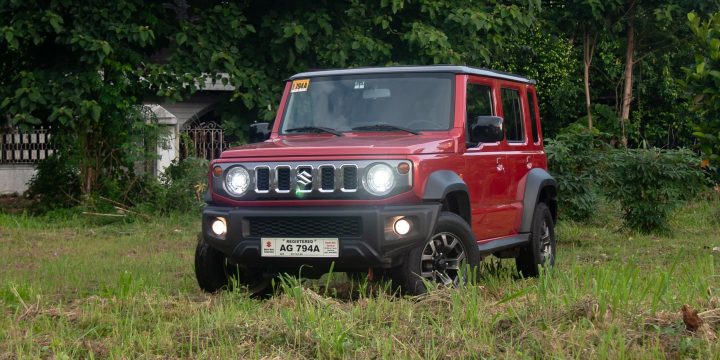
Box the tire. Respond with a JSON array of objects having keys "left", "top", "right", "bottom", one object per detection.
[
  {"left": 515, "top": 202, "right": 556, "bottom": 277},
  {"left": 392, "top": 212, "right": 481, "bottom": 295},
  {"left": 194, "top": 235, "right": 273, "bottom": 296}
]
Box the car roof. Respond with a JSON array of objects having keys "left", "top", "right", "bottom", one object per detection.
[{"left": 288, "top": 65, "right": 535, "bottom": 84}]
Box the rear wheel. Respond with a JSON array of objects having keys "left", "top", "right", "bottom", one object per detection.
[
  {"left": 392, "top": 212, "right": 481, "bottom": 295},
  {"left": 194, "top": 235, "right": 274, "bottom": 296},
  {"left": 515, "top": 202, "right": 556, "bottom": 277}
]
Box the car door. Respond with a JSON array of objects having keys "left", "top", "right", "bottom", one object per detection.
[
  {"left": 462, "top": 77, "right": 516, "bottom": 240},
  {"left": 498, "top": 83, "right": 533, "bottom": 233},
  {"left": 526, "top": 86, "right": 547, "bottom": 169}
]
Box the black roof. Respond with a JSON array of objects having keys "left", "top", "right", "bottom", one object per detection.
[{"left": 289, "top": 65, "right": 535, "bottom": 84}]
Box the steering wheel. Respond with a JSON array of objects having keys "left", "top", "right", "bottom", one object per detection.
[{"left": 405, "top": 120, "right": 438, "bottom": 130}]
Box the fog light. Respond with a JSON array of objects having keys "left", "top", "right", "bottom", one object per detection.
[
  {"left": 394, "top": 218, "right": 411, "bottom": 235},
  {"left": 211, "top": 218, "right": 227, "bottom": 236}
]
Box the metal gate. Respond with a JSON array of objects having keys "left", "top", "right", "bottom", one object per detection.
[
  {"left": 0, "top": 127, "right": 56, "bottom": 164},
  {"left": 180, "top": 122, "right": 227, "bottom": 161}
]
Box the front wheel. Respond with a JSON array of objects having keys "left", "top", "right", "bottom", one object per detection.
[
  {"left": 393, "top": 212, "right": 481, "bottom": 295},
  {"left": 194, "top": 235, "right": 274, "bottom": 296},
  {"left": 515, "top": 202, "right": 556, "bottom": 277}
]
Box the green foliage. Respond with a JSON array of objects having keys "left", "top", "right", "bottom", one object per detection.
[
  {"left": 604, "top": 148, "right": 707, "bottom": 233},
  {"left": 0, "top": 1, "right": 170, "bottom": 197},
  {"left": 493, "top": 28, "right": 583, "bottom": 135},
  {"left": 26, "top": 155, "right": 81, "bottom": 211},
  {"left": 686, "top": 11, "right": 720, "bottom": 173},
  {"left": 138, "top": 158, "right": 209, "bottom": 214},
  {"left": 546, "top": 125, "right": 609, "bottom": 220}
]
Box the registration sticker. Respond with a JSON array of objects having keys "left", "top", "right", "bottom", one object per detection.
[
  {"left": 261, "top": 238, "right": 339, "bottom": 258},
  {"left": 291, "top": 79, "right": 310, "bottom": 93}
]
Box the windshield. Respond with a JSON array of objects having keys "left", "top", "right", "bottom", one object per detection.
[{"left": 281, "top": 73, "right": 454, "bottom": 134}]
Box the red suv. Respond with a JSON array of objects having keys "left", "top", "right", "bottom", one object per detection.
[{"left": 195, "top": 65, "right": 557, "bottom": 295}]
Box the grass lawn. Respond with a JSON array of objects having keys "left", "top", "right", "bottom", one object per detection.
[{"left": 1, "top": 198, "right": 720, "bottom": 359}]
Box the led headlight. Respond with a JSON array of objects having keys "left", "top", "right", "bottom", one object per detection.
[
  {"left": 225, "top": 166, "right": 250, "bottom": 196},
  {"left": 364, "top": 163, "right": 395, "bottom": 196}
]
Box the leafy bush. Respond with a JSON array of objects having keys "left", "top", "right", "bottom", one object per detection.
[
  {"left": 604, "top": 148, "right": 707, "bottom": 233},
  {"left": 138, "top": 157, "right": 209, "bottom": 214},
  {"left": 26, "top": 155, "right": 81, "bottom": 211},
  {"left": 546, "top": 125, "right": 609, "bottom": 221}
]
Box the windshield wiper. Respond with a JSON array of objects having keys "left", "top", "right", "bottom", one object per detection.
[
  {"left": 285, "top": 126, "right": 343, "bottom": 136},
  {"left": 351, "top": 124, "right": 420, "bottom": 135}
]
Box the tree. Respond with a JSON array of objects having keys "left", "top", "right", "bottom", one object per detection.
[
  {"left": 0, "top": 1, "right": 171, "bottom": 196},
  {"left": 547, "top": 0, "right": 623, "bottom": 130},
  {"left": 686, "top": 11, "right": 720, "bottom": 171}
]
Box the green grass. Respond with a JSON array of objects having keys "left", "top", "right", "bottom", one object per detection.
[{"left": 1, "top": 198, "right": 720, "bottom": 359}]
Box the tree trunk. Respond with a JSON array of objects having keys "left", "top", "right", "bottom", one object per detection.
[
  {"left": 620, "top": 2, "right": 636, "bottom": 148},
  {"left": 583, "top": 30, "right": 595, "bottom": 130}
]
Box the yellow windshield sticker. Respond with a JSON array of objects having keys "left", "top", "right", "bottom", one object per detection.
[{"left": 291, "top": 79, "right": 310, "bottom": 93}]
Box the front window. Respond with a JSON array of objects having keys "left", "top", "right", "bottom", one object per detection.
[{"left": 281, "top": 73, "right": 454, "bottom": 134}]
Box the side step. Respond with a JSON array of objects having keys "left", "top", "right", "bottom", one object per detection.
[{"left": 477, "top": 233, "right": 530, "bottom": 256}]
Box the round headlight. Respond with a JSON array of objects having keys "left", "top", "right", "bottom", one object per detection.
[
  {"left": 364, "top": 163, "right": 395, "bottom": 196},
  {"left": 225, "top": 166, "right": 250, "bottom": 196}
]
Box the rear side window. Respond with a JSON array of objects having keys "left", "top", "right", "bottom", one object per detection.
[
  {"left": 501, "top": 88, "right": 524, "bottom": 142},
  {"left": 527, "top": 90, "right": 539, "bottom": 143}
]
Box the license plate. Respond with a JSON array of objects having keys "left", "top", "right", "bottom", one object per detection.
[{"left": 261, "top": 238, "right": 339, "bottom": 258}]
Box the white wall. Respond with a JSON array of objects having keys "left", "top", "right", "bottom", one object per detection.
[{"left": 0, "top": 164, "right": 36, "bottom": 195}]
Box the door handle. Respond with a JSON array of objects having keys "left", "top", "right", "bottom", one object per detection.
[
  {"left": 526, "top": 156, "right": 533, "bottom": 169},
  {"left": 496, "top": 157, "right": 504, "bottom": 172}
]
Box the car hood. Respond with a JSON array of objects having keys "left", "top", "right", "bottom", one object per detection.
[{"left": 220, "top": 134, "right": 457, "bottom": 159}]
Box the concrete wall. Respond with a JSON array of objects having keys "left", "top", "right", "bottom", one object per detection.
[{"left": 0, "top": 164, "right": 36, "bottom": 195}]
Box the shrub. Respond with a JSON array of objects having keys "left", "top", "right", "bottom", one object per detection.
[
  {"left": 138, "top": 157, "right": 209, "bottom": 214},
  {"left": 26, "top": 154, "right": 81, "bottom": 211},
  {"left": 604, "top": 148, "right": 707, "bottom": 233},
  {"left": 546, "top": 125, "right": 608, "bottom": 221}
]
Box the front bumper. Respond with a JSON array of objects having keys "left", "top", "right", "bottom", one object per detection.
[{"left": 202, "top": 203, "right": 442, "bottom": 272}]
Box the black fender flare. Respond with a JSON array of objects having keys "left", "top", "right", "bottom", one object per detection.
[
  {"left": 422, "top": 170, "right": 469, "bottom": 201},
  {"left": 519, "top": 168, "right": 557, "bottom": 233}
]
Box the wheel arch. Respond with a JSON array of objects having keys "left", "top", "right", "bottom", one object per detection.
[
  {"left": 422, "top": 170, "right": 471, "bottom": 225},
  {"left": 519, "top": 168, "right": 557, "bottom": 233}
]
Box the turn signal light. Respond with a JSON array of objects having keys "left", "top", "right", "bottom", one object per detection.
[{"left": 397, "top": 162, "right": 410, "bottom": 174}]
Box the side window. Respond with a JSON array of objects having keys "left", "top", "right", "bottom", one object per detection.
[
  {"left": 466, "top": 83, "right": 493, "bottom": 121},
  {"left": 501, "top": 88, "right": 524, "bottom": 142},
  {"left": 527, "top": 90, "right": 539, "bottom": 143}
]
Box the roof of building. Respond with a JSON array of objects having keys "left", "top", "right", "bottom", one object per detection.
[{"left": 289, "top": 65, "right": 535, "bottom": 84}]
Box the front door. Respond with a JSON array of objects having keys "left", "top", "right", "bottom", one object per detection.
[{"left": 462, "top": 77, "right": 516, "bottom": 240}]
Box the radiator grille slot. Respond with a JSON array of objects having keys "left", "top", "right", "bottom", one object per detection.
[
  {"left": 276, "top": 167, "right": 291, "bottom": 191},
  {"left": 256, "top": 167, "right": 270, "bottom": 191},
  {"left": 320, "top": 166, "right": 335, "bottom": 191},
  {"left": 342, "top": 166, "right": 358, "bottom": 190}
]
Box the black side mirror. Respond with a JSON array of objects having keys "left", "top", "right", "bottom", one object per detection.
[
  {"left": 249, "top": 122, "right": 271, "bottom": 143},
  {"left": 468, "top": 116, "right": 504, "bottom": 145}
]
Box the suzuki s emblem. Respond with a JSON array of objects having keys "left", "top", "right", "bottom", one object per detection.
[{"left": 296, "top": 168, "right": 313, "bottom": 190}]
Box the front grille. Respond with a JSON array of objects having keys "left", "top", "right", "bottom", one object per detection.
[
  {"left": 248, "top": 217, "right": 363, "bottom": 237},
  {"left": 252, "top": 164, "right": 360, "bottom": 194}
]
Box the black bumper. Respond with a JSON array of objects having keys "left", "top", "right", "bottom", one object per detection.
[{"left": 202, "top": 203, "right": 442, "bottom": 272}]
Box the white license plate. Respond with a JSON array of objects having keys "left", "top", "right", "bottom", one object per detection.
[{"left": 261, "top": 238, "right": 339, "bottom": 258}]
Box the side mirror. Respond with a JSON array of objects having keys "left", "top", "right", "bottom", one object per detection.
[
  {"left": 249, "top": 122, "right": 271, "bottom": 143},
  {"left": 468, "top": 116, "right": 504, "bottom": 145}
]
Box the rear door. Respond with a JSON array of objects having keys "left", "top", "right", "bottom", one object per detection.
[{"left": 498, "top": 83, "right": 534, "bottom": 233}]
